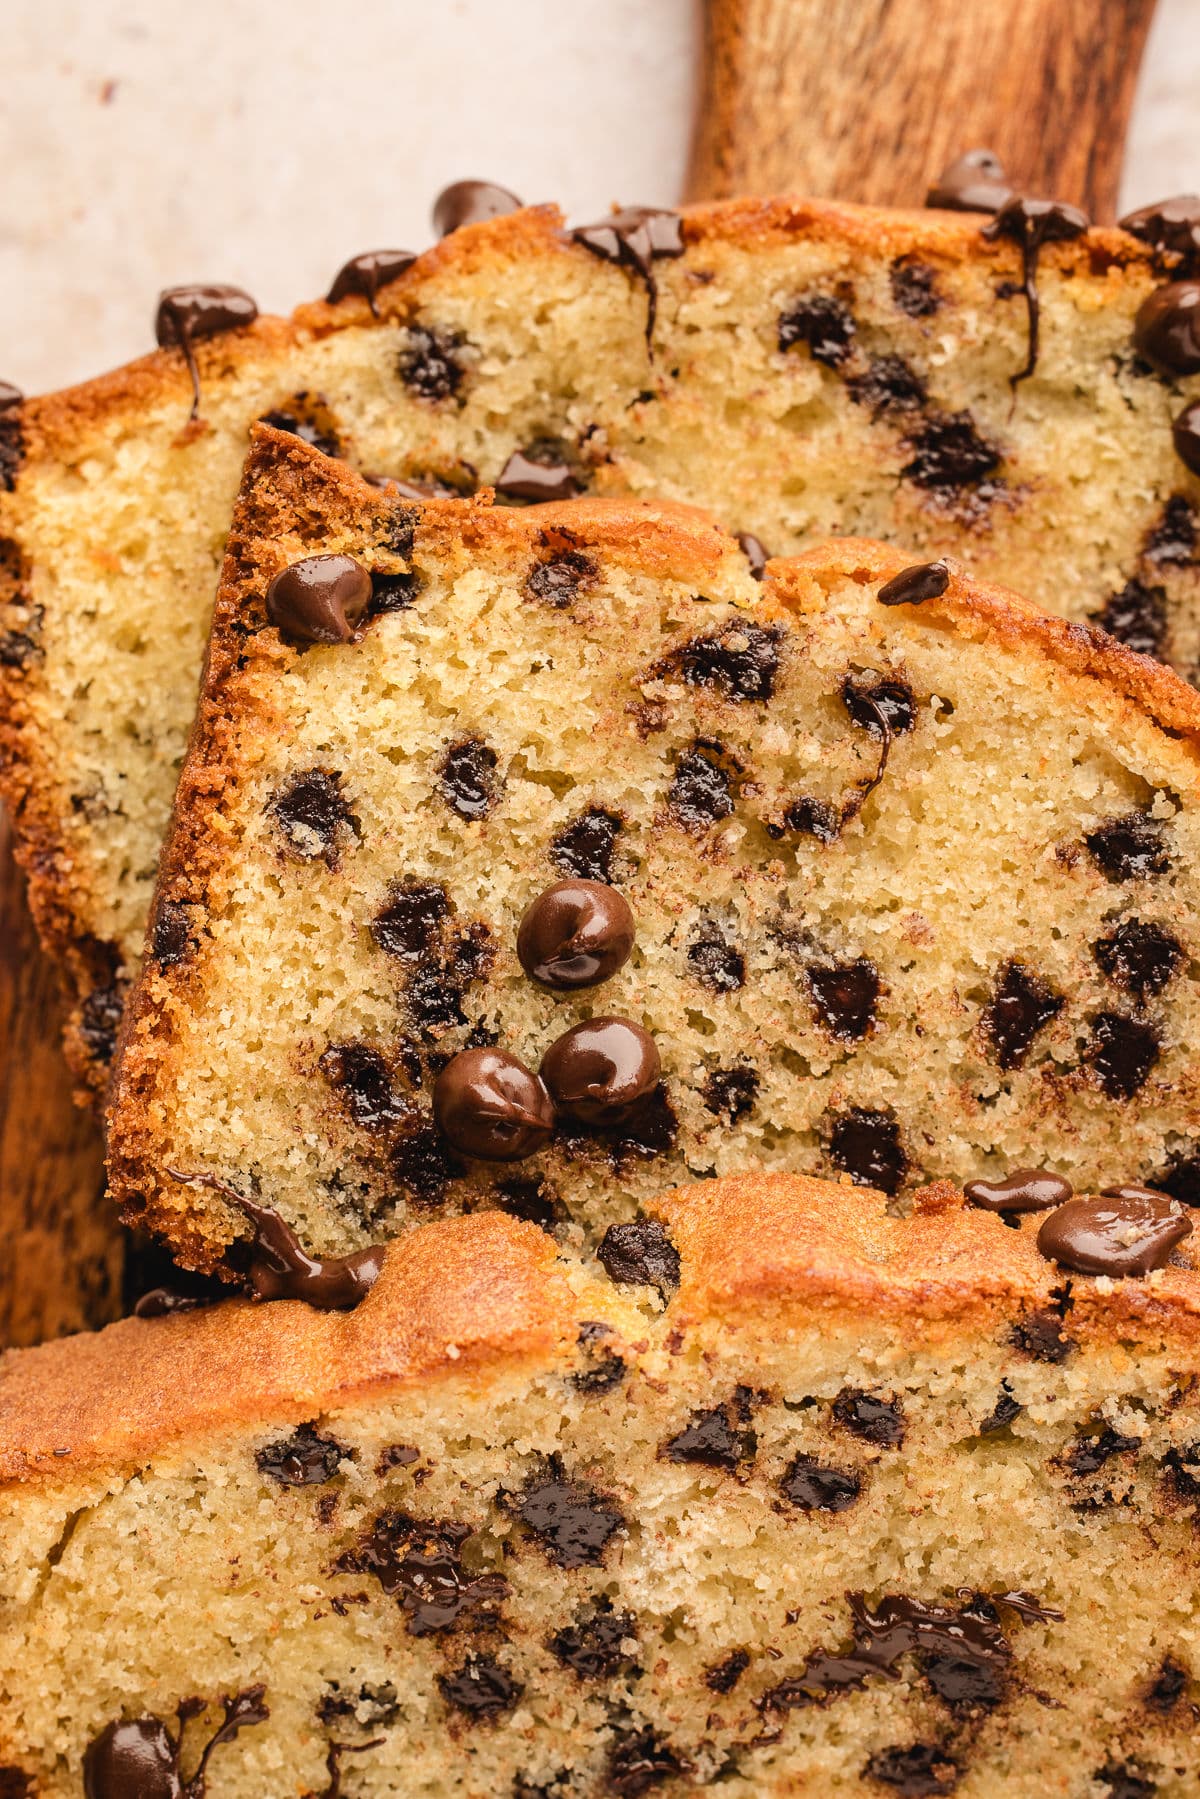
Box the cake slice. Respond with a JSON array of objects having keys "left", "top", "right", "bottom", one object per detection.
[
  {"left": 106, "top": 427, "right": 1200, "bottom": 1276},
  {"left": 3, "top": 191, "right": 1200, "bottom": 1097},
  {"left": 0, "top": 1172, "right": 1197, "bottom": 1796}
]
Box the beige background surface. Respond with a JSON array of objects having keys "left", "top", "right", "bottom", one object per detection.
[{"left": 1, "top": 0, "right": 1198, "bottom": 395}]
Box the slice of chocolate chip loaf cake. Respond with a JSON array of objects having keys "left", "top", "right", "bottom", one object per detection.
[
  {"left": 4, "top": 189, "right": 1200, "bottom": 1096},
  {"left": 107, "top": 426, "right": 1200, "bottom": 1277},
  {"left": 0, "top": 1172, "right": 1197, "bottom": 1796}
]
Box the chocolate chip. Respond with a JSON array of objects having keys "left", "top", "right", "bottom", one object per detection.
[
  {"left": 266, "top": 553, "right": 371, "bottom": 646},
  {"left": 654, "top": 619, "right": 783, "bottom": 701},
  {"left": 828, "top": 1107, "right": 908, "bottom": 1194},
  {"left": 982, "top": 961, "right": 1063, "bottom": 1070},
  {"left": 863, "top": 1743, "right": 960, "bottom": 1794},
  {"left": 1134, "top": 281, "right": 1200, "bottom": 375},
  {"left": 1067, "top": 1425, "right": 1140, "bottom": 1476},
  {"left": 1010, "top": 1307, "right": 1076, "bottom": 1363},
  {"left": 439, "top": 736, "right": 500, "bottom": 819},
  {"left": 256, "top": 1423, "right": 347, "bottom": 1486},
  {"left": 150, "top": 901, "right": 192, "bottom": 968},
  {"left": 774, "top": 796, "right": 843, "bottom": 844},
  {"left": 433, "top": 1047, "right": 554, "bottom": 1161},
  {"left": 326, "top": 249, "right": 415, "bottom": 311},
  {"left": 705, "top": 1648, "right": 750, "bottom": 1693},
  {"left": 983, "top": 197, "right": 1090, "bottom": 385},
  {"left": 1037, "top": 1192, "right": 1191, "bottom": 1275},
  {"left": 367, "top": 471, "right": 458, "bottom": 500},
  {"left": 1165, "top": 1442, "right": 1200, "bottom": 1502},
  {"left": 1147, "top": 1656, "right": 1189, "bottom": 1710},
  {"left": 433, "top": 180, "right": 523, "bottom": 236},
  {"left": 979, "top": 1383, "right": 1024, "bottom": 1433},
  {"left": 571, "top": 206, "right": 684, "bottom": 344},
  {"left": 349, "top": 1512, "right": 507, "bottom": 1635},
  {"left": 1096, "top": 1765, "right": 1158, "bottom": 1799},
  {"left": 1094, "top": 918, "right": 1183, "bottom": 999},
  {"left": 317, "top": 1681, "right": 399, "bottom": 1728},
  {"left": 964, "top": 1169, "right": 1073, "bottom": 1213},
  {"left": 736, "top": 532, "right": 769, "bottom": 579},
  {"left": 548, "top": 1599, "right": 638, "bottom": 1678},
  {"left": 525, "top": 549, "right": 598, "bottom": 607},
  {"left": 515, "top": 1465, "right": 625, "bottom": 1568},
  {"left": 1085, "top": 1011, "right": 1161, "bottom": 1098},
  {"left": 662, "top": 1391, "right": 757, "bottom": 1471},
  {"left": 687, "top": 923, "right": 745, "bottom": 993},
  {"left": 778, "top": 293, "right": 856, "bottom": 366},
  {"left": 491, "top": 1176, "right": 564, "bottom": 1234},
  {"left": 371, "top": 880, "right": 450, "bottom": 961},
  {"left": 890, "top": 257, "right": 942, "bottom": 317},
  {"left": 1146, "top": 494, "right": 1197, "bottom": 565},
  {"left": 701, "top": 1064, "right": 759, "bottom": 1123},
  {"left": 807, "top": 959, "right": 879, "bottom": 1041},
  {"left": 877, "top": 559, "right": 951, "bottom": 607},
  {"left": 902, "top": 410, "right": 1002, "bottom": 491},
  {"left": 781, "top": 1453, "right": 862, "bottom": 1512},
  {"left": 397, "top": 325, "right": 467, "bottom": 403},
  {"left": 541, "top": 1017, "right": 659, "bottom": 1124},
  {"left": 832, "top": 1388, "right": 906, "bottom": 1448},
  {"left": 155, "top": 283, "right": 259, "bottom": 417},
  {"left": 846, "top": 354, "right": 928, "bottom": 415},
  {"left": 495, "top": 445, "right": 580, "bottom": 504},
  {"left": 82, "top": 1719, "right": 180, "bottom": 1799},
  {"left": 517, "top": 879, "right": 634, "bottom": 989},
  {"left": 571, "top": 1320, "right": 626, "bottom": 1393},
  {"left": 597, "top": 1218, "right": 680, "bottom": 1295},
  {"left": 0, "top": 629, "right": 38, "bottom": 668},
  {"left": 438, "top": 1653, "right": 522, "bottom": 1718},
  {"left": 605, "top": 1725, "right": 688, "bottom": 1797},
  {"left": 319, "top": 1043, "right": 406, "bottom": 1130},
  {"left": 1154, "top": 1151, "right": 1200, "bottom": 1208},
  {"left": 668, "top": 744, "right": 735, "bottom": 830},
  {"left": 270, "top": 769, "right": 357, "bottom": 863},
  {"left": 841, "top": 674, "right": 916, "bottom": 737},
  {"left": 1091, "top": 578, "right": 1168, "bottom": 659},
  {"left": 550, "top": 807, "right": 622, "bottom": 882},
  {"left": 78, "top": 983, "right": 124, "bottom": 1064},
  {"left": 404, "top": 922, "right": 493, "bottom": 1033},
  {"left": 0, "top": 390, "right": 22, "bottom": 494},
  {"left": 1085, "top": 812, "right": 1170, "bottom": 882},
  {"left": 926, "top": 147, "right": 1013, "bottom": 213},
  {"left": 1172, "top": 398, "right": 1200, "bottom": 474},
  {"left": 367, "top": 569, "right": 420, "bottom": 615},
  {"left": 1120, "top": 193, "right": 1200, "bottom": 263}
]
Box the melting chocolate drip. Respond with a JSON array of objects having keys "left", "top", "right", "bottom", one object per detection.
[
  {"left": 83, "top": 1689, "right": 268, "bottom": 1799},
  {"left": 982, "top": 198, "right": 1089, "bottom": 386},
  {"left": 571, "top": 207, "right": 685, "bottom": 345},
  {"left": 164, "top": 1170, "right": 384, "bottom": 1309},
  {"left": 326, "top": 250, "right": 416, "bottom": 314},
  {"left": 154, "top": 285, "right": 259, "bottom": 420},
  {"left": 926, "top": 148, "right": 1013, "bottom": 214},
  {"left": 318, "top": 1740, "right": 384, "bottom": 1799}
]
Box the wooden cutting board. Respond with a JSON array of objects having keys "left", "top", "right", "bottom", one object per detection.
[{"left": 0, "top": 0, "right": 1159, "bottom": 1345}]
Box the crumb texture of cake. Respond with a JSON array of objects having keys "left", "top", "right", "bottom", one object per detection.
[
  {"left": 3, "top": 194, "right": 1200, "bottom": 1093},
  {"left": 106, "top": 430, "right": 1200, "bottom": 1272},
  {"left": 0, "top": 1177, "right": 1198, "bottom": 1796}
]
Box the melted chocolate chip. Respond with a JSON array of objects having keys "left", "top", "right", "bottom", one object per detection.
[
  {"left": 701, "top": 1063, "right": 759, "bottom": 1123},
  {"left": 397, "top": 326, "right": 468, "bottom": 403},
  {"left": 525, "top": 549, "right": 598, "bottom": 607},
  {"left": 433, "top": 180, "right": 523, "bottom": 236},
  {"left": 828, "top": 1107, "right": 908, "bottom": 1194},
  {"left": 841, "top": 673, "right": 916, "bottom": 737},
  {"left": 83, "top": 1690, "right": 268, "bottom": 1799},
  {"left": 351, "top": 1512, "right": 508, "bottom": 1635},
  {"left": 548, "top": 1599, "right": 638, "bottom": 1678},
  {"left": 846, "top": 354, "right": 928, "bottom": 416},
  {"left": 433, "top": 1047, "right": 554, "bottom": 1161},
  {"left": 654, "top": 618, "right": 783, "bottom": 702},
  {"left": 371, "top": 881, "right": 450, "bottom": 962},
  {"left": 1120, "top": 193, "right": 1200, "bottom": 264},
  {"left": 266, "top": 554, "right": 371, "bottom": 646},
  {"left": 737, "top": 532, "right": 769, "bottom": 579},
  {"left": 1010, "top": 1306, "right": 1076, "bottom": 1363},
  {"left": 833, "top": 1388, "right": 906, "bottom": 1447},
  {"left": 662, "top": 1390, "right": 757, "bottom": 1471},
  {"left": 515, "top": 1465, "right": 625, "bottom": 1568},
  {"left": 982, "top": 961, "right": 1063, "bottom": 1070},
  {"left": 687, "top": 923, "right": 745, "bottom": 993},
  {"left": 495, "top": 446, "right": 580, "bottom": 504},
  {"left": 1091, "top": 578, "right": 1168, "bottom": 660},
  {"left": 439, "top": 737, "right": 500, "bottom": 819},
  {"left": 404, "top": 922, "right": 493, "bottom": 1033},
  {"left": 1146, "top": 493, "right": 1197, "bottom": 564},
  {"left": 1154, "top": 1151, "right": 1200, "bottom": 1208},
  {"left": 1094, "top": 917, "right": 1183, "bottom": 999},
  {"left": 270, "top": 770, "right": 357, "bottom": 863},
  {"left": 778, "top": 293, "right": 857, "bottom": 367},
  {"left": 979, "top": 1382, "right": 1024, "bottom": 1433},
  {"left": 1147, "top": 1656, "right": 1189, "bottom": 1709},
  {"left": 1085, "top": 1011, "right": 1161, "bottom": 1098},
  {"left": 438, "top": 1654, "right": 522, "bottom": 1717},
  {"left": 541, "top": 1017, "right": 659, "bottom": 1124},
  {"left": 982, "top": 197, "right": 1089, "bottom": 384},
  {"left": 877, "top": 559, "right": 951, "bottom": 607},
  {"left": 807, "top": 959, "right": 879, "bottom": 1041},
  {"left": 1171, "top": 398, "right": 1200, "bottom": 475},
  {"left": 571, "top": 207, "right": 684, "bottom": 344},
  {"left": 964, "top": 1169, "right": 1073, "bottom": 1213},
  {"left": 1067, "top": 1425, "right": 1140, "bottom": 1477},
  {"left": 1097, "top": 1766, "right": 1158, "bottom": 1799},
  {"left": 926, "top": 147, "right": 1013, "bottom": 213},
  {"left": 550, "top": 807, "right": 622, "bottom": 882},
  {"left": 863, "top": 1744, "right": 960, "bottom": 1795},
  {"left": 890, "top": 258, "right": 942, "bottom": 317},
  {"left": 597, "top": 1218, "right": 680, "bottom": 1295},
  {"left": 319, "top": 1043, "right": 406, "bottom": 1130},
  {"left": 517, "top": 879, "right": 635, "bottom": 988},
  {"left": 257, "top": 391, "right": 341, "bottom": 458},
  {"left": 571, "top": 1320, "right": 626, "bottom": 1393},
  {"left": 782, "top": 1453, "right": 862, "bottom": 1512},
  {"left": 1038, "top": 1191, "right": 1191, "bottom": 1275},
  {"left": 705, "top": 1648, "right": 750, "bottom": 1693},
  {"left": 79, "top": 984, "right": 124, "bottom": 1064},
  {"left": 776, "top": 796, "right": 843, "bottom": 844},
  {"left": 605, "top": 1726, "right": 688, "bottom": 1797},
  {"left": 667, "top": 744, "right": 735, "bottom": 830},
  {"left": 326, "top": 249, "right": 415, "bottom": 312},
  {"left": 154, "top": 284, "right": 258, "bottom": 419},
  {"left": 256, "top": 1423, "right": 347, "bottom": 1486},
  {"left": 1085, "top": 812, "right": 1170, "bottom": 882},
  {"left": 1133, "top": 280, "right": 1200, "bottom": 376},
  {"left": 902, "top": 410, "right": 1003, "bottom": 492},
  {"left": 150, "top": 901, "right": 192, "bottom": 968}
]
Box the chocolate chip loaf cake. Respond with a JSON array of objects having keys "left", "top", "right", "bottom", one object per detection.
[
  {"left": 2, "top": 1172, "right": 1199, "bottom": 1796},
  {"left": 4, "top": 189, "right": 1200, "bottom": 1096},
  {"left": 107, "top": 427, "right": 1200, "bottom": 1278}
]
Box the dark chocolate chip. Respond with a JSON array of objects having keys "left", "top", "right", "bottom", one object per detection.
[
  {"left": 150, "top": 901, "right": 192, "bottom": 968},
  {"left": 701, "top": 1064, "right": 760, "bottom": 1123},
  {"left": 667, "top": 744, "right": 735, "bottom": 830},
  {"left": 438, "top": 1654, "right": 522, "bottom": 1718},
  {"left": 367, "top": 568, "right": 420, "bottom": 615},
  {"left": 317, "top": 1681, "right": 399, "bottom": 1728},
  {"left": 1154, "top": 1151, "right": 1200, "bottom": 1208},
  {"left": 705, "top": 1648, "right": 750, "bottom": 1693},
  {"left": 548, "top": 1599, "right": 638, "bottom": 1679},
  {"left": 775, "top": 796, "right": 843, "bottom": 844},
  {"left": 778, "top": 293, "right": 857, "bottom": 367},
  {"left": 653, "top": 618, "right": 783, "bottom": 701},
  {"left": 371, "top": 880, "right": 450, "bottom": 961},
  {"left": 438, "top": 736, "right": 500, "bottom": 819},
  {"left": 494, "top": 1175, "right": 566, "bottom": 1233},
  {"left": 1085, "top": 812, "right": 1170, "bottom": 882},
  {"left": 828, "top": 1107, "right": 908, "bottom": 1194},
  {"left": 349, "top": 1512, "right": 507, "bottom": 1635},
  {"left": 266, "top": 553, "right": 371, "bottom": 646},
  {"left": 662, "top": 1391, "right": 757, "bottom": 1471},
  {"left": 541, "top": 1017, "right": 659, "bottom": 1124},
  {"left": 525, "top": 549, "right": 598, "bottom": 607},
  {"left": 1067, "top": 1425, "right": 1140, "bottom": 1477},
  {"left": 841, "top": 674, "right": 916, "bottom": 737},
  {"left": 736, "top": 532, "right": 769, "bottom": 579},
  {"left": 397, "top": 326, "right": 467, "bottom": 403},
  {"left": 1165, "top": 1441, "right": 1200, "bottom": 1502},
  {"left": 1096, "top": 1765, "right": 1158, "bottom": 1799},
  {"left": 0, "top": 391, "right": 22, "bottom": 494},
  {"left": 433, "top": 180, "right": 523, "bottom": 237},
  {"left": 1172, "top": 398, "right": 1200, "bottom": 474},
  {"left": 571, "top": 207, "right": 684, "bottom": 344},
  {"left": 1037, "top": 1192, "right": 1191, "bottom": 1275},
  {"left": 1085, "top": 1011, "right": 1161, "bottom": 1099},
  {"left": 326, "top": 249, "right": 416, "bottom": 312},
  {"left": 877, "top": 559, "right": 951, "bottom": 607},
  {"left": 1133, "top": 280, "right": 1200, "bottom": 376},
  {"left": 517, "top": 879, "right": 635, "bottom": 988},
  {"left": 926, "top": 147, "right": 1013, "bottom": 213},
  {"left": 979, "top": 1383, "right": 1024, "bottom": 1433},
  {"left": 270, "top": 769, "right": 357, "bottom": 862},
  {"left": 1146, "top": 493, "right": 1197, "bottom": 565},
  {"left": 687, "top": 924, "right": 745, "bottom": 993},
  {"left": 550, "top": 807, "right": 622, "bottom": 882},
  {"left": 171, "top": 1173, "right": 384, "bottom": 1309},
  {"left": 79, "top": 983, "right": 124, "bottom": 1064},
  {"left": 495, "top": 446, "right": 580, "bottom": 504},
  {"left": 863, "top": 1743, "right": 960, "bottom": 1795},
  {"left": 846, "top": 354, "right": 928, "bottom": 416},
  {"left": 1147, "top": 1656, "right": 1189, "bottom": 1710},
  {"left": 890, "top": 258, "right": 942, "bottom": 317},
  {"left": 366, "top": 471, "right": 457, "bottom": 501},
  {"left": 807, "top": 959, "right": 879, "bottom": 1041},
  {"left": 964, "top": 1169, "right": 1073, "bottom": 1213},
  {"left": 319, "top": 1043, "right": 406, "bottom": 1130},
  {"left": 257, "top": 394, "right": 342, "bottom": 459},
  {"left": 0, "top": 382, "right": 22, "bottom": 409},
  {"left": 982, "top": 961, "right": 1063, "bottom": 1071},
  {"left": 605, "top": 1725, "right": 688, "bottom": 1797},
  {"left": 256, "top": 1423, "right": 347, "bottom": 1486},
  {"left": 515, "top": 1467, "right": 625, "bottom": 1568},
  {"left": 597, "top": 1218, "right": 680, "bottom": 1295},
  {"left": 433, "top": 1047, "right": 554, "bottom": 1161},
  {"left": 571, "top": 1319, "right": 625, "bottom": 1393},
  {"left": 1094, "top": 918, "right": 1183, "bottom": 999},
  {"left": 832, "top": 1388, "right": 906, "bottom": 1448},
  {"left": 781, "top": 1453, "right": 862, "bottom": 1512},
  {"left": 403, "top": 921, "right": 493, "bottom": 1033},
  {"left": 902, "top": 410, "right": 1003, "bottom": 491},
  {"left": 1121, "top": 193, "right": 1200, "bottom": 263},
  {"left": 83, "top": 1719, "right": 182, "bottom": 1799},
  {"left": 1010, "top": 1307, "right": 1076, "bottom": 1363},
  {"left": 154, "top": 283, "right": 258, "bottom": 417},
  {"left": 1091, "top": 578, "right": 1168, "bottom": 660}
]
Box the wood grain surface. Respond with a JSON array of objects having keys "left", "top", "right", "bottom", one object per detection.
[{"left": 687, "top": 0, "right": 1157, "bottom": 217}]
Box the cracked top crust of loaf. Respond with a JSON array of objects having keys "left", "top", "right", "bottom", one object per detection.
[
  {"left": 105, "top": 427, "right": 1200, "bottom": 1276},
  {"left": 1, "top": 194, "right": 1197, "bottom": 1098},
  {"left": 0, "top": 1175, "right": 1198, "bottom": 1796}
]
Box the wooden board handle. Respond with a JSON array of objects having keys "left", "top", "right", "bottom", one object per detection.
[{"left": 686, "top": 0, "right": 1157, "bottom": 219}]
